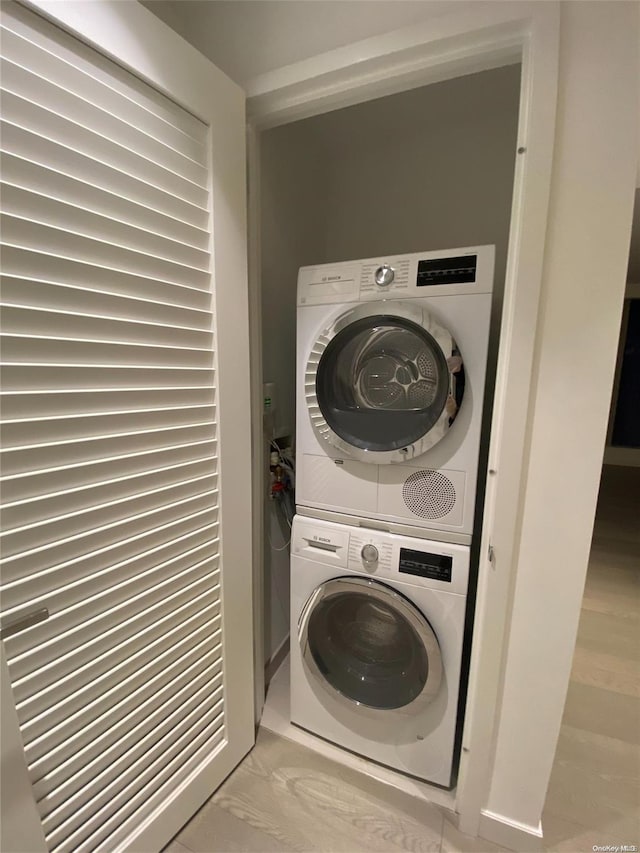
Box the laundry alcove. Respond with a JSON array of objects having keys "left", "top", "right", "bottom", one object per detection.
[{"left": 258, "top": 64, "right": 522, "bottom": 684}]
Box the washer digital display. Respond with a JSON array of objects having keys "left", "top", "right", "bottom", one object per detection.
[{"left": 399, "top": 548, "right": 453, "bottom": 582}]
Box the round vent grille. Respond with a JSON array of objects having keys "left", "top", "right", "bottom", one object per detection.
[{"left": 402, "top": 470, "right": 456, "bottom": 519}]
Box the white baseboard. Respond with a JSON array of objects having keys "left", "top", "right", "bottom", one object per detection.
[
  {"left": 264, "top": 635, "right": 289, "bottom": 685},
  {"left": 478, "top": 810, "right": 543, "bottom": 852}
]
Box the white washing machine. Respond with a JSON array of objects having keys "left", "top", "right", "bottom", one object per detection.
[
  {"left": 290, "top": 515, "right": 469, "bottom": 788},
  {"left": 296, "top": 245, "right": 494, "bottom": 543}
]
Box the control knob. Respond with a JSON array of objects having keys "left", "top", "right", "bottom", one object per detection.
[
  {"left": 361, "top": 544, "right": 379, "bottom": 565},
  {"left": 374, "top": 264, "right": 395, "bottom": 287}
]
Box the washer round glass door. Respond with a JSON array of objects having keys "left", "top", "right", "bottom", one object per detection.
[
  {"left": 307, "top": 302, "right": 464, "bottom": 463},
  {"left": 298, "top": 577, "right": 442, "bottom": 711}
]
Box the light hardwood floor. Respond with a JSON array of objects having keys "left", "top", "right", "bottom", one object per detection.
[{"left": 166, "top": 465, "right": 639, "bottom": 853}]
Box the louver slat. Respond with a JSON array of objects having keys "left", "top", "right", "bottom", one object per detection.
[
  {"left": 56, "top": 707, "right": 226, "bottom": 853},
  {"left": 1, "top": 245, "right": 212, "bottom": 307},
  {"left": 47, "top": 692, "right": 225, "bottom": 849},
  {"left": 0, "top": 90, "right": 208, "bottom": 205},
  {"left": 14, "top": 573, "right": 221, "bottom": 729},
  {"left": 1, "top": 122, "right": 207, "bottom": 228},
  {"left": 2, "top": 436, "right": 216, "bottom": 498},
  {"left": 39, "top": 667, "right": 224, "bottom": 825},
  {"left": 0, "top": 2, "right": 226, "bottom": 850},
  {"left": 1, "top": 152, "right": 209, "bottom": 249},
  {"left": 1, "top": 59, "right": 208, "bottom": 186},
  {"left": 1, "top": 215, "right": 210, "bottom": 288},
  {"left": 6, "top": 543, "right": 220, "bottom": 658},
  {"left": 26, "top": 620, "right": 222, "bottom": 771},
  {"left": 0, "top": 27, "right": 206, "bottom": 161},
  {"left": 1, "top": 388, "right": 214, "bottom": 421},
  {"left": 2, "top": 520, "right": 219, "bottom": 614},
  {"left": 1, "top": 491, "right": 218, "bottom": 582},
  {"left": 1, "top": 8, "right": 206, "bottom": 144},
  {"left": 2, "top": 185, "right": 210, "bottom": 267}
]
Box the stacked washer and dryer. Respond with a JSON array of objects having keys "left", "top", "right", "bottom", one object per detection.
[{"left": 289, "top": 245, "right": 495, "bottom": 789}]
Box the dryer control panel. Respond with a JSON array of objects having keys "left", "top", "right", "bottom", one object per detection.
[{"left": 297, "top": 244, "right": 494, "bottom": 306}]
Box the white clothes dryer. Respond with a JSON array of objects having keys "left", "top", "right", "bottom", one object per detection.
[
  {"left": 296, "top": 245, "right": 494, "bottom": 543},
  {"left": 290, "top": 515, "right": 469, "bottom": 788}
]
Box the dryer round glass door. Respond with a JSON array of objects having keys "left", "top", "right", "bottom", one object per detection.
[
  {"left": 298, "top": 577, "right": 442, "bottom": 711},
  {"left": 307, "top": 303, "right": 464, "bottom": 463}
]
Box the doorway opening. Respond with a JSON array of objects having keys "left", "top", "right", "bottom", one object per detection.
[{"left": 255, "top": 63, "right": 522, "bottom": 804}]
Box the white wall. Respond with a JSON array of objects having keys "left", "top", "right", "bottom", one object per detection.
[
  {"left": 316, "top": 66, "right": 520, "bottom": 271},
  {"left": 261, "top": 121, "right": 329, "bottom": 441},
  {"left": 260, "top": 121, "right": 328, "bottom": 659},
  {"left": 481, "top": 0, "right": 638, "bottom": 839}
]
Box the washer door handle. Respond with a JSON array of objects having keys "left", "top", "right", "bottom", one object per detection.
[{"left": 297, "top": 586, "right": 323, "bottom": 647}]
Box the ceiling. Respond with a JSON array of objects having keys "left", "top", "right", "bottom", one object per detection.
[{"left": 141, "top": 0, "right": 471, "bottom": 88}]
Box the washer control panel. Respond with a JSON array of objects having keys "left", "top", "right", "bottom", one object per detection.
[
  {"left": 348, "top": 533, "right": 394, "bottom": 573},
  {"left": 348, "top": 534, "right": 452, "bottom": 582},
  {"left": 293, "top": 516, "right": 469, "bottom": 594},
  {"left": 361, "top": 543, "right": 379, "bottom": 564},
  {"left": 374, "top": 264, "right": 395, "bottom": 287}
]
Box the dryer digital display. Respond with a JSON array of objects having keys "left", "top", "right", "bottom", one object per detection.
[{"left": 417, "top": 255, "right": 477, "bottom": 286}]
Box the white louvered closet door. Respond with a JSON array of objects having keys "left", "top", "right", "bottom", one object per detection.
[{"left": 0, "top": 2, "right": 254, "bottom": 852}]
